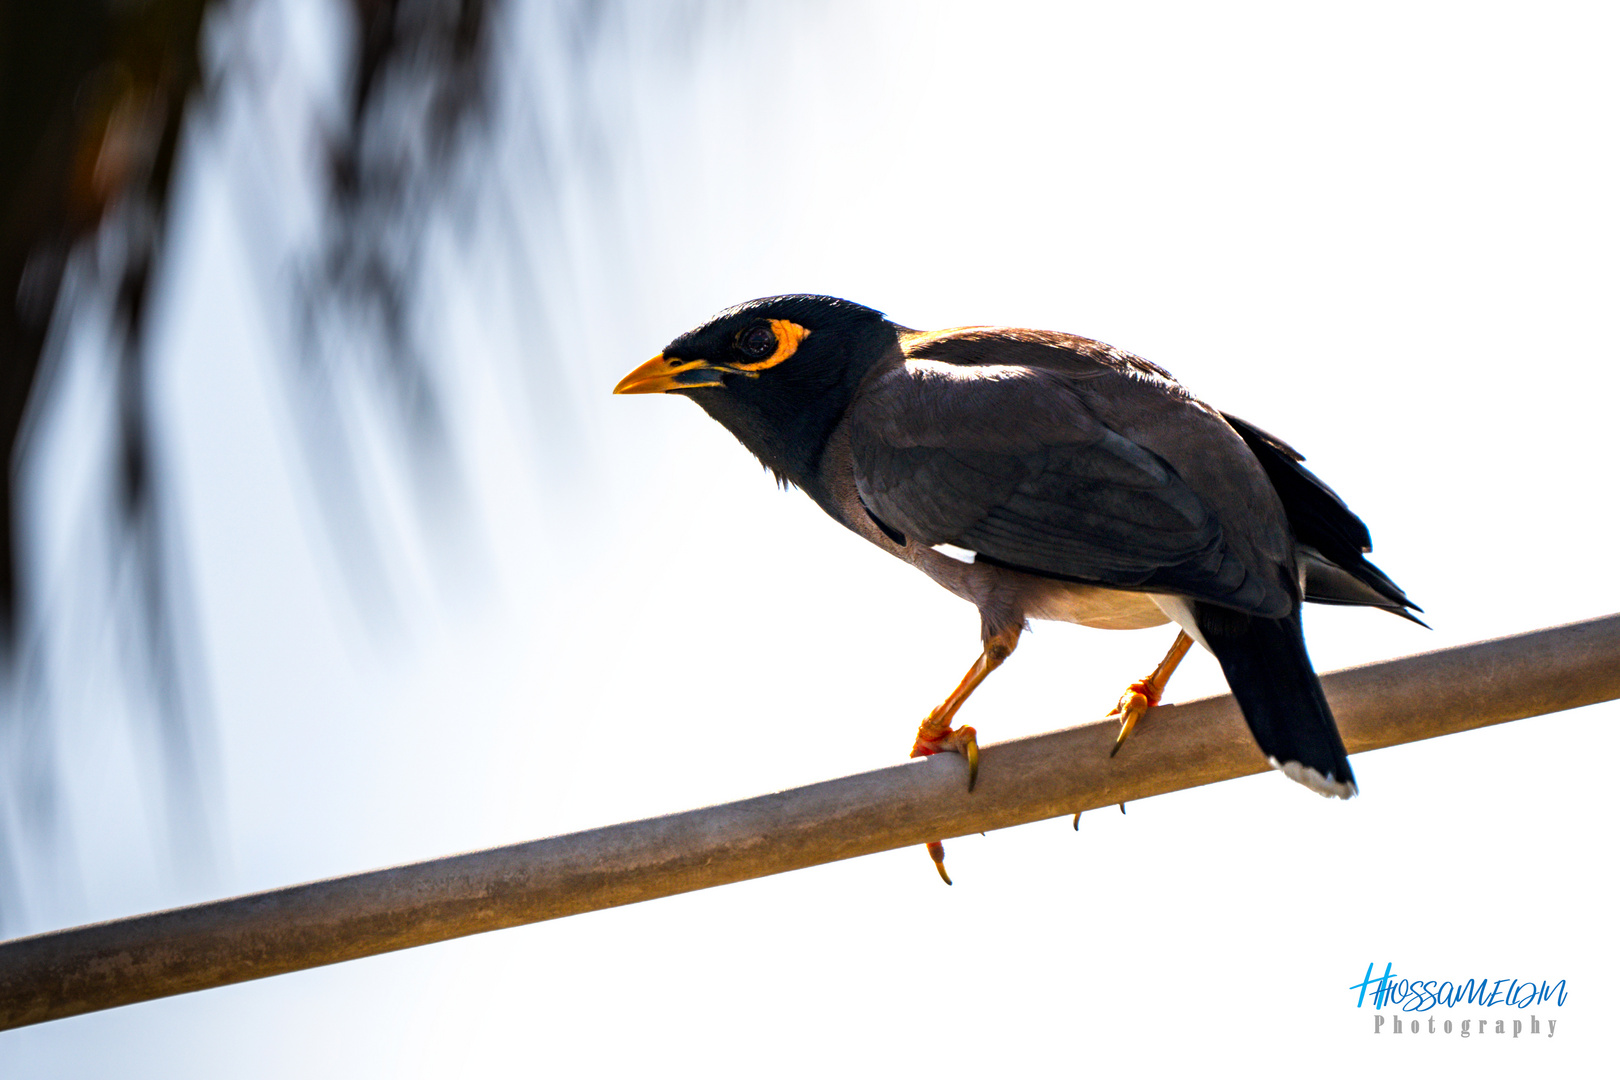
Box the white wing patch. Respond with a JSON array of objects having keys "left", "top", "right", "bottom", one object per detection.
[{"left": 931, "top": 543, "right": 977, "bottom": 564}]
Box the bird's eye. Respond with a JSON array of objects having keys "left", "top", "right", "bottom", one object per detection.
[{"left": 738, "top": 323, "right": 777, "bottom": 360}]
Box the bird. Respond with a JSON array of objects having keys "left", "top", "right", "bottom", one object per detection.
[{"left": 614, "top": 295, "right": 1420, "bottom": 883}]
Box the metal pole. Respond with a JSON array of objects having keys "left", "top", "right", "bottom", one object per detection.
[{"left": 3, "top": 613, "right": 1618, "bottom": 1029}]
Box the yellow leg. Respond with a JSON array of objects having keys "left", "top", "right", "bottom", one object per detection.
[
  {"left": 913, "top": 623, "right": 1022, "bottom": 884},
  {"left": 910, "top": 623, "right": 1022, "bottom": 792},
  {"left": 1109, "top": 630, "right": 1194, "bottom": 757}
]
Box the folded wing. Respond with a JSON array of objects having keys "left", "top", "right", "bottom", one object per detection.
[{"left": 849, "top": 360, "right": 1292, "bottom": 618}]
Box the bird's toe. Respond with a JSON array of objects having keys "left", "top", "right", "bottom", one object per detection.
[
  {"left": 912, "top": 723, "right": 980, "bottom": 792},
  {"left": 1108, "top": 681, "right": 1157, "bottom": 758},
  {"left": 925, "top": 841, "right": 953, "bottom": 885}
]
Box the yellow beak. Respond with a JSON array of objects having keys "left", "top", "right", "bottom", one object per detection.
[{"left": 612, "top": 353, "right": 725, "bottom": 395}]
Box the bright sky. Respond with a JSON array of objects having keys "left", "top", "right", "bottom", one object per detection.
[{"left": 7, "top": 2, "right": 1618, "bottom": 1076}]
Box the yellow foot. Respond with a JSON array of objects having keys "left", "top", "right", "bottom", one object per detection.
[
  {"left": 912, "top": 723, "right": 980, "bottom": 792},
  {"left": 926, "top": 841, "right": 953, "bottom": 885},
  {"left": 1107, "top": 678, "right": 1163, "bottom": 758}
]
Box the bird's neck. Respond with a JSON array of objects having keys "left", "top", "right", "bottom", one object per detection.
[
  {"left": 695, "top": 326, "right": 899, "bottom": 497},
  {"left": 692, "top": 389, "right": 838, "bottom": 494}
]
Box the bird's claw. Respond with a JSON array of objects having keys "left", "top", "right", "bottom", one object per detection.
[
  {"left": 926, "top": 841, "right": 953, "bottom": 885},
  {"left": 912, "top": 723, "right": 980, "bottom": 792},
  {"left": 1107, "top": 680, "right": 1159, "bottom": 758},
  {"left": 1072, "top": 805, "right": 1124, "bottom": 826}
]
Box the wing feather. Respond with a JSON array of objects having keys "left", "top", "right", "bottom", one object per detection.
[{"left": 850, "top": 361, "right": 1287, "bottom": 615}]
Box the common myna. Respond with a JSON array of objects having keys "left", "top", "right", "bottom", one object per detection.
[{"left": 616, "top": 295, "right": 1419, "bottom": 882}]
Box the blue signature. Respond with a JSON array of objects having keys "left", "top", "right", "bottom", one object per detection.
[{"left": 1351, "top": 962, "right": 1568, "bottom": 1011}]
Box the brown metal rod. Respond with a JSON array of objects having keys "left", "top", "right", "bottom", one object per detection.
[{"left": 3, "top": 613, "right": 1618, "bottom": 1030}]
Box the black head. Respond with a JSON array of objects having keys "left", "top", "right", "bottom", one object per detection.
[{"left": 615, "top": 295, "right": 897, "bottom": 491}]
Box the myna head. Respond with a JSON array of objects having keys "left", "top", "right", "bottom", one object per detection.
[{"left": 615, "top": 295, "right": 897, "bottom": 489}]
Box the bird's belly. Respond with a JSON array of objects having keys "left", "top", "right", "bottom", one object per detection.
[
  {"left": 1023, "top": 580, "right": 1171, "bottom": 630},
  {"left": 903, "top": 544, "right": 1172, "bottom": 632}
]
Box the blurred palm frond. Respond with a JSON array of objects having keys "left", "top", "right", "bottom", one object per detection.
[{"left": 0, "top": 0, "right": 505, "bottom": 925}]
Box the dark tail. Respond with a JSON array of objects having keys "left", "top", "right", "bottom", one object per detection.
[{"left": 1195, "top": 601, "right": 1357, "bottom": 798}]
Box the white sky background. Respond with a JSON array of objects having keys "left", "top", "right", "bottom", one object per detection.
[{"left": 6, "top": 1, "right": 1618, "bottom": 1075}]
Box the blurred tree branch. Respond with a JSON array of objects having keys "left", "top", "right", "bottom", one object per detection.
[
  {"left": 0, "top": 0, "right": 505, "bottom": 925},
  {"left": 1, "top": 0, "right": 211, "bottom": 651}
]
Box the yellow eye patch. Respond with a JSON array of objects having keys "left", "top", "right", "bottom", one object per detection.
[{"left": 730, "top": 319, "right": 811, "bottom": 373}]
